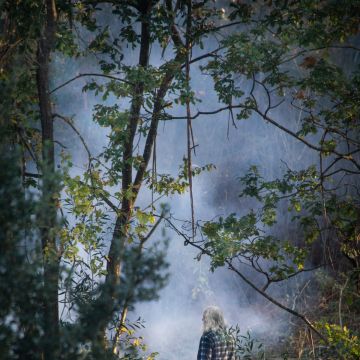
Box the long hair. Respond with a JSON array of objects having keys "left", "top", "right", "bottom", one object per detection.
[{"left": 202, "top": 306, "right": 226, "bottom": 333}]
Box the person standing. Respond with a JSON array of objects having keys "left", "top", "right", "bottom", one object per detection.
[{"left": 197, "top": 306, "right": 236, "bottom": 360}]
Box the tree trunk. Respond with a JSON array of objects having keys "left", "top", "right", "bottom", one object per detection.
[
  {"left": 36, "top": 1, "right": 59, "bottom": 359},
  {"left": 100, "top": 0, "right": 186, "bottom": 346},
  {"left": 94, "top": 2, "right": 153, "bottom": 347}
]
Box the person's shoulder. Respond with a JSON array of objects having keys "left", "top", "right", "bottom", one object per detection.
[
  {"left": 205, "top": 330, "right": 224, "bottom": 341},
  {"left": 202, "top": 330, "right": 215, "bottom": 337},
  {"left": 202, "top": 330, "right": 217, "bottom": 342}
]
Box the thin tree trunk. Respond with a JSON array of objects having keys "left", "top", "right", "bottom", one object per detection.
[
  {"left": 36, "top": 1, "right": 59, "bottom": 359},
  {"left": 100, "top": 0, "right": 187, "bottom": 347},
  {"left": 98, "top": 1, "right": 153, "bottom": 346}
]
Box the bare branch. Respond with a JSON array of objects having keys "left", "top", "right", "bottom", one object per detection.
[
  {"left": 53, "top": 113, "right": 91, "bottom": 161},
  {"left": 49, "top": 73, "right": 132, "bottom": 94}
]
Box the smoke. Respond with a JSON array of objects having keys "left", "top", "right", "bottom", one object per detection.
[
  {"left": 51, "top": 5, "right": 360, "bottom": 359},
  {"left": 129, "top": 62, "right": 318, "bottom": 358}
]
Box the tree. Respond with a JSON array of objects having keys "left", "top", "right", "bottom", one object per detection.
[
  {"left": 1, "top": 0, "right": 170, "bottom": 358},
  {"left": 1, "top": 0, "right": 360, "bottom": 359},
  {"left": 172, "top": 1, "right": 360, "bottom": 357}
]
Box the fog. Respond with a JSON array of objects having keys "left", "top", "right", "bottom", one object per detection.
[
  {"left": 54, "top": 49, "right": 310, "bottom": 360},
  {"left": 51, "top": 5, "right": 359, "bottom": 359},
  {"left": 131, "top": 76, "right": 315, "bottom": 359}
]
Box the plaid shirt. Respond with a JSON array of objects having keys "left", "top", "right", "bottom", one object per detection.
[{"left": 197, "top": 330, "right": 236, "bottom": 360}]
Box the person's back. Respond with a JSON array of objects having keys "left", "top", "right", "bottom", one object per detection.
[
  {"left": 197, "top": 329, "right": 235, "bottom": 360},
  {"left": 197, "top": 306, "right": 236, "bottom": 360}
]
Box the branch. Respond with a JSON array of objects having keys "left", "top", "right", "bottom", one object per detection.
[
  {"left": 95, "top": 189, "right": 119, "bottom": 213},
  {"left": 184, "top": 0, "right": 195, "bottom": 238},
  {"left": 49, "top": 73, "right": 132, "bottom": 94},
  {"left": 208, "top": 20, "right": 245, "bottom": 33},
  {"left": 280, "top": 45, "right": 360, "bottom": 65},
  {"left": 165, "top": 0, "right": 185, "bottom": 49},
  {"left": 169, "top": 103, "right": 360, "bottom": 169},
  {"left": 168, "top": 103, "right": 237, "bottom": 120},
  {"left": 323, "top": 167, "right": 360, "bottom": 178},
  {"left": 53, "top": 113, "right": 91, "bottom": 161},
  {"left": 263, "top": 264, "right": 324, "bottom": 292},
  {"left": 16, "top": 126, "right": 40, "bottom": 168},
  {"left": 187, "top": 46, "right": 224, "bottom": 66},
  {"left": 24, "top": 172, "right": 42, "bottom": 178},
  {"left": 133, "top": 52, "right": 184, "bottom": 193},
  {"left": 139, "top": 215, "right": 163, "bottom": 246},
  {"left": 53, "top": 114, "right": 119, "bottom": 213},
  {"left": 225, "top": 261, "right": 326, "bottom": 341},
  {"left": 164, "top": 217, "right": 328, "bottom": 343}
]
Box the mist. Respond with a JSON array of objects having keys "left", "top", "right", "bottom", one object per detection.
[{"left": 50, "top": 4, "right": 360, "bottom": 359}]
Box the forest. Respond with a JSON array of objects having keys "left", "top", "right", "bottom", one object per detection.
[{"left": 1, "top": 0, "right": 360, "bottom": 359}]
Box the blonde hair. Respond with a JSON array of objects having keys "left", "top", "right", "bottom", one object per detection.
[{"left": 202, "top": 306, "right": 226, "bottom": 333}]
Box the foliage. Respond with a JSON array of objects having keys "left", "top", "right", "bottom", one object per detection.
[
  {"left": 318, "top": 323, "right": 360, "bottom": 359},
  {"left": 227, "top": 326, "right": 265, "bottom": 360},
  {"left": 0, "top": 144, "right": 43, "bottom": 358},
  {"left": 1, "top": 0, "right": 360, "bottom": 358},
  {"left": 194, "top": 0, "right": 360, "bottom": 356}
]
